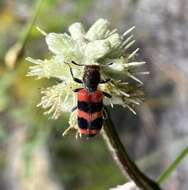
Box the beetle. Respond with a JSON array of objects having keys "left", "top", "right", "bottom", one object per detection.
[{"left": 67, "top": 61, "right": 112, "bottom": 137}]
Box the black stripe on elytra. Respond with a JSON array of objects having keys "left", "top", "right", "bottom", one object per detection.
[
  {"left": 78, "top": 117, "right": 88, "bottom": 129},
  {"left": 91, "top": 117, "right": 103, "bottom": 130},
  {"left": 78, "top": 101, "right": 103, "bottom": 113},
  {"left": 78, "top": 117, "right": 103, "bottom": 130}
]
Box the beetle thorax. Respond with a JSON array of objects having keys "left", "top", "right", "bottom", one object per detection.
[{"left": 83, "top": 65, "right": 100, "bottom": 92}]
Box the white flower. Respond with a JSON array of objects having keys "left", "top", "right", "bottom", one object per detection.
[
  {"left": 110, "top": 181, "right": 140, "bottom": 190},
  {"left": 26, "top": 18, "right": 146, "bottom": 135}
]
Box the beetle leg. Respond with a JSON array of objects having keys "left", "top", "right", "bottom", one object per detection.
[
  {"left": 74, "top": 78, "right": 83, "bottom": 84},
  {"left": 73, "top": 88, "right": 83, "bottom": 92},
  {"left": 102, "top": 91, "right": 112, "bottom": 98},
  {"left": 71, "top": 106, "right": 77, "bottom": 112},
  {"left": 101, "top": 62, "right": 113, "bottom": 67},
  {"left": 107, "top": 62, "right": 113, "bottom": 66},
  {"left": 66, "top": 62, "right": 83, "bottom": 84}
]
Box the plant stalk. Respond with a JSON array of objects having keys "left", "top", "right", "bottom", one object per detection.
[{"left": 102, "top": 108, "right": 162, "bottom": 190}]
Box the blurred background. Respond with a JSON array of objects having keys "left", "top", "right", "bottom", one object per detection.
[{"left": 0, "top": 0, "right": 188, "bottom": 189}]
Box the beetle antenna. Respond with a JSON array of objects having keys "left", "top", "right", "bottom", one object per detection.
[{"left": 71, "top": 61, "right": 85, "bottom": 66}]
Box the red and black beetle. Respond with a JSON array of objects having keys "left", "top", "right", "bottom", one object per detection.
[{"left": 67, "top": 61, "right": 112, "bottom": 137}]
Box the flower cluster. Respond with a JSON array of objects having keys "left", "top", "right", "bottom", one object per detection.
[{"left": 27, "top": 18, "right": 146, "bottom": 136}]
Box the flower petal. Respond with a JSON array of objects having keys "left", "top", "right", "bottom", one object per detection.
[
  {"left": 84, "top": 40, "right": 111, "bottom": 62},
  {"left": 85, "top": 18, "right": 109, "bottom": 41},
  {"left": 68, "top": 22, "right": 85, "bottom": 41},
  {"left": 46, "top": 33, "right": 74, "bottom": 54},
  {"left": 26, "top": 56, "right": 70, "bottom": 80}
]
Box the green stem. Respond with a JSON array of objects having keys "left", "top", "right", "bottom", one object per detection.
[
  {"left": 20, "top": 0, "right": 44, "bottom": 49},
  {"left": 102, "top": 108, "right": 162, "bottom": 190},
  {"left": 158, "top": 146, "right": 188, "bottom": 184},
  {"left": 5, "top": 0, "right": 44, "bottom": 68}
]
